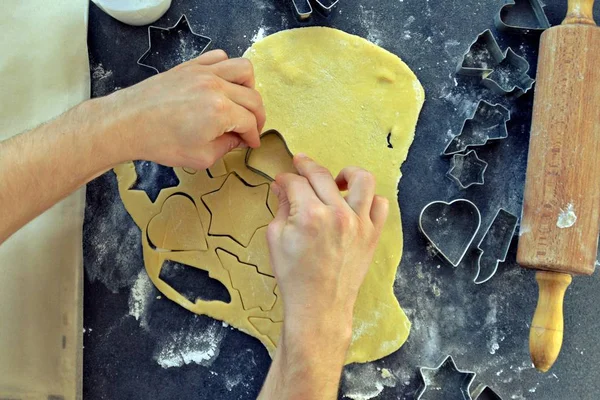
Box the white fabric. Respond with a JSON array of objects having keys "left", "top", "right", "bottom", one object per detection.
[{"left": 0, "top": 1, "right": 90, "bottom": 398}]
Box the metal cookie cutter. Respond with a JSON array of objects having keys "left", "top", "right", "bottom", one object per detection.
[
  {"left": 456, "top": 29, "right": 534, "bottom": 96},
  {"left": 138, "top": 14, "right": 212, "bottom": 74},
  {"left": 495, "top": 0, "right": 550, "bottom": 35},
  {"left": 473, "top": 208, "right": 519, "bottom": 284},
  {"left": 456, "top": 30, "right": 504, "bottom": 77},
  {"left": 416, "top": 355, "right": 476, "bottom": 400},
  {"left": 290, "top": 0, "right": 340, "bottom": 19},
  {"left": 245, "top": 129, "right": 296, "bottom": 181},
  {"left": 443, "top": 101, "right": 511, "bottom": 156},
  {"left": 419, "top": 199, "right": 482, "bottom": 267},
  {"left": 448, "top": 150, "right": 488, "bottom": 189},
  {"left": 471, "top": 384, "right": 503, "bottom": 400},
  {"left": 482, "top": 48, "right": 535, "bottom": 96}
]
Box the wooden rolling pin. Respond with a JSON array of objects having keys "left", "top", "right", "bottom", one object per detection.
[{"left": 517, "top": 0, "right": 600, "bottom": 372}]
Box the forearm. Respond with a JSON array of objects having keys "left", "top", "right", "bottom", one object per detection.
[
  {"left": 0, "top": 97, "right": 129, "bottom": 243},
  {"left": 259, "top": 319, "right": 352, "bottom": 400}
]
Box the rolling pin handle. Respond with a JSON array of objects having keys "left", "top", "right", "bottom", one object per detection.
[
  {"left": 563, "top": 0, "right": 596, "bottom": 26},
  {"left": 530, "top": 271, "right": 572, "bottom": 372}
]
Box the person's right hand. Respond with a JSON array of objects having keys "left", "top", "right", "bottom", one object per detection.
[
  {"left": 99, "top": 49, "right": 265, "bottom": 170},
  {"left": 267, "top": 154, "right": 389, "bottom": 345}
]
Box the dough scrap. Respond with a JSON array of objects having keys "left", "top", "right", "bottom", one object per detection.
[{"left": 115, "top": 26, "right": 424, "bottom": 364}]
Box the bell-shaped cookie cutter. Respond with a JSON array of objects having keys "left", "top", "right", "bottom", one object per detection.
[{"left": 456, "top": 29, "right": 534, "bottom": 96}]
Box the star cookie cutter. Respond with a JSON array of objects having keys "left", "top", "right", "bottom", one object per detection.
[
  {"left": 138, "top": 14, "right": 212, "bottom": 74},
  {"left": 416, "top": 355, "right": 476, "bottom": 400},
  {"left": 447, "top": 150, "right": 488, "bottom": 189}
]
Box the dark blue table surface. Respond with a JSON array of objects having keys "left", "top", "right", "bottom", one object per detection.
[{"left": 84, "top": 1, "right": 600, "bottom": 398}]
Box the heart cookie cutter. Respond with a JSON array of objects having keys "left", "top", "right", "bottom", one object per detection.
[
  {"left": 419, "top": 199, "right": 482, "bottom": 267},
  {"left": 495, "top": 0, "right": 551, "bottom": 35}
]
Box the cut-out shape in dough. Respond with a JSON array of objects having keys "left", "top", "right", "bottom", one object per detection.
[
  {"left": 217, "top": 249, "right": 277, "bottom": 312},
  {"left": 147, "top": 194, "right": 208, "bottom": 251},
  {"left": 246, "top": 130, "right": 296, "bottom": 181},
  {"left": 132, "top": 161, "right": 180, "bottom": 203},
  {"left": 202, "top": 173, "right": 273, "bottom": 247},
  {"left": 249, "top": 317, "right": 283, "bottom": 347},
  {"left": 159, "top": 259, "right": 231, "bottom": 303},
  {"left": 244, "top": 226, "right": 273, "bottom": 276}
]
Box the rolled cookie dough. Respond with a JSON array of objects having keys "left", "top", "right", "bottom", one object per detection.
[
  {"left": 245, "top": 27, "right": 424, "bottom": 363},
  {"left": 116, "top": 26, "right": 424, "bottom": 365}
]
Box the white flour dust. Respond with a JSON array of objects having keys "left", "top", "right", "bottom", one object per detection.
[
  {"left": 154, "top": 318, "right": 226, "bottom": 369},
  {"left": 358, "top": 4, "right": 384, "bottom": 45},
  {"left": 252, "top": 26, "right": 268, "bottom": 43},
  {"left": 342, "top": 363, "right": 397, "bottom": 400},
  {"left": 91, "top": 62, "right": 113, "bottom": 81},
  {"left": 128, "top": 269, "right": 156, "bottom": 329}
]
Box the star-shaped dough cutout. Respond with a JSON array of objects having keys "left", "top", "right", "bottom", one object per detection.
[
  {"left": 416, "top": 355, "right": 476, "bottom": 400},
  {"left": 202, "top": 173, "right": 273, "bottom": 247}
]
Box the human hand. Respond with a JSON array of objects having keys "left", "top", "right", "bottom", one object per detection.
[
  {"left": 267, "top": 154, "right": 389, "bottom": 343},
  {"left": 100, "top": 49, "right": 265, "bottom": 169}
]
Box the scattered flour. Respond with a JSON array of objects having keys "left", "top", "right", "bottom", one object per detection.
[
  {"left": 358, "top": 5, "right": 384, "bottom": 45},
  {"left": 128, "top": 269, "right": 156, "bottom": 329},
  {"left": 252, "top": 26, "right": 268, "bottom": 43},
  {"left": 91, "top": 62, "right": 113, "bottom": 81},
  {"left": 154, "top": 318, "right": 226, "bottom": 369},
  {"left": 342, "top": 363, "right": 396, "bottom": 400}
]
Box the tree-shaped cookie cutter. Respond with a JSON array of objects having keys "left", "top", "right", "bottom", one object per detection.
[
  {"left": 138, "top": 14, "right": 212, "bottom": 74},
  {"left": 456, "top": 29, "right": 534, "bottom": 96},
  {"left": 443, "top": 100, "right": 511, "bottom": 156},
  {"left": 495, "top": 0, "right": 551, "bottom": 35}
]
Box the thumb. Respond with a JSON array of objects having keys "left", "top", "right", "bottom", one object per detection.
[{"left": 268, "top": 182, "right": 290, "bottom": 232}]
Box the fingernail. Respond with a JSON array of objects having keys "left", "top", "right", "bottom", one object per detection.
[
  {"left": 295, "top": 153, "right": 309, "bottom": 160},
  {"left": 238, "top": 142, "right": 249, "bottom": 149}
]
